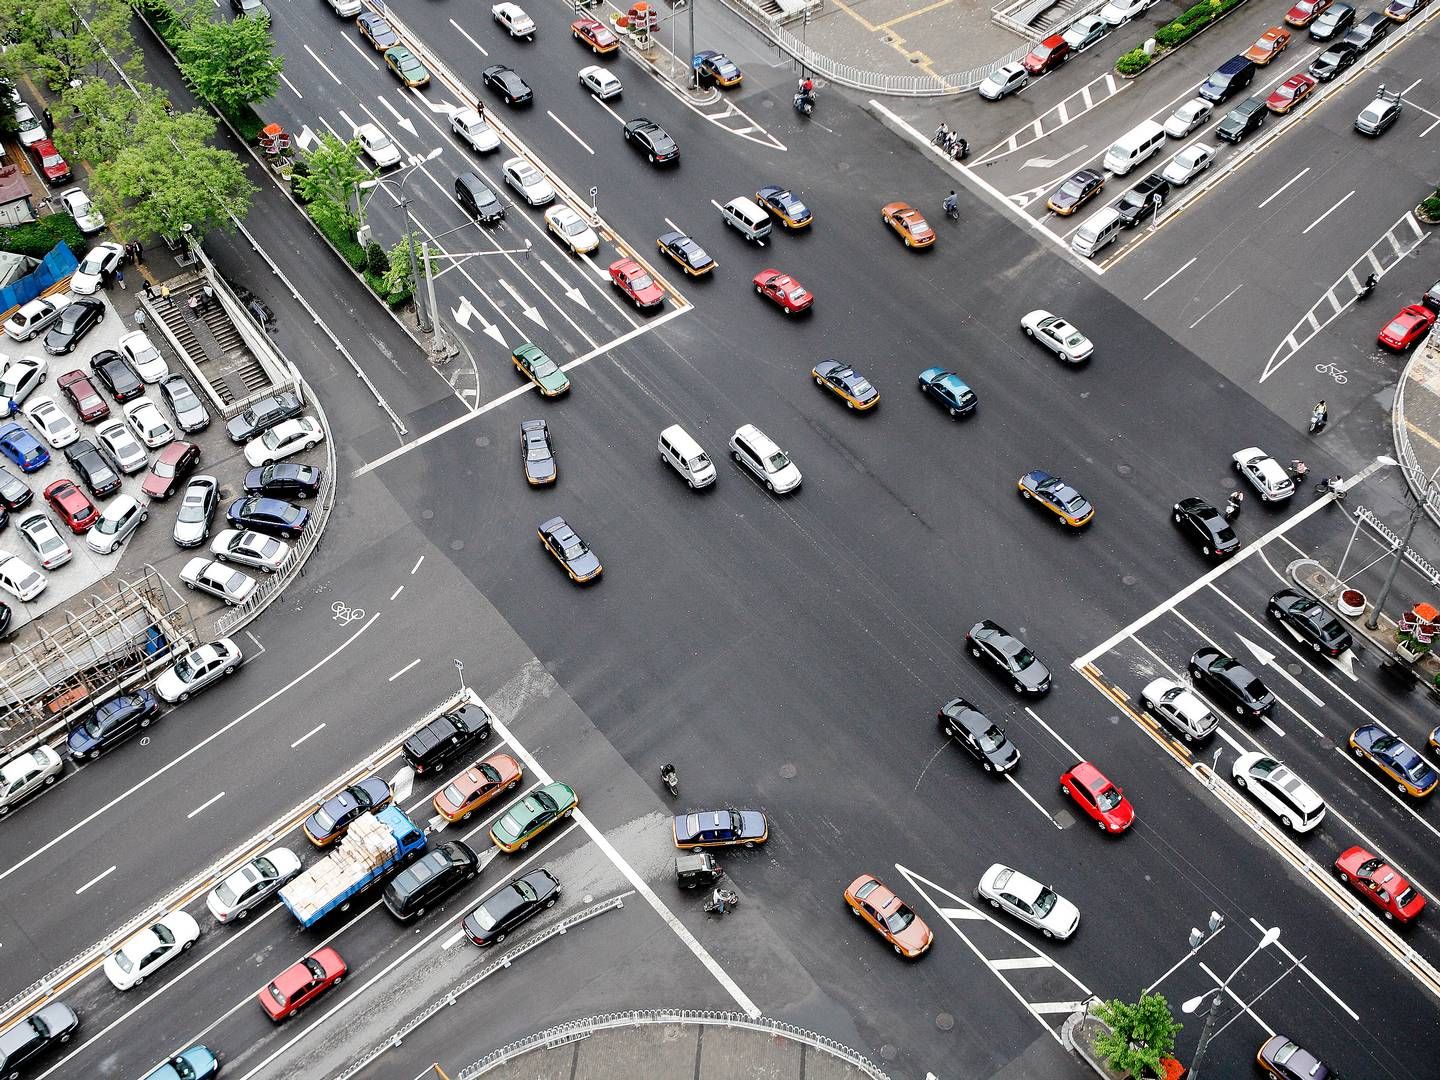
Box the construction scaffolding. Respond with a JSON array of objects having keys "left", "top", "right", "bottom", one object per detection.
[{"left": 0, "top": 568, "right": 196, "bottom": 755}]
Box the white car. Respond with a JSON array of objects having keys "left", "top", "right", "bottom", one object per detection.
[
  {"left": 103, "top": 911, "right": 201, "bottom": 990},
  {"left": 1020, "top": 310, "right": 1093, "bottom": 363},
  {"left": 0, "top": 356, "right": 47, "bottom": 415},
  {"left": 1164, "top": 99, "right": 1212, "bottom": 139},
  {"left": 86, "top": 494, "right": 147, "bottom": 555},
  {"left": 98, "top": 420, "right": 149, "bottom": 473},
  {"left": 1141, "top": 677, "right": 1220, "bottom": 741},
  {"left": 118, "top": 330, "right": 170, "bottom": 383},
  {"left": 211, "top": 528, "right": 290, "bottom": 573},
  {"left": 206, "top": 847, "right": 302, "bottom": 922},
  {"left": 1232, "top": 751, "right": 1326, "bottom": 833},
  {"left": 0, "top": 552, "right": 45, "bottom": 601},
  {"left": 450, "top": 107, "right": 500, "bottom": 153},
  {"left": 977, "top": 61, "right": 1028, "bottom": 101},
  {"left": 17, "top": 513, "right": 71, "bottom": 570},
  {"left": 502, "top": 157, "right": 555, "bottom": 206},
  {"left": 977, "top": 863, "right": 1080, "bottom": 940},
  {"left": 154, "top": 637, "right": 242, "bottom": 703},
  {"left": 14, "top": 103, "right": 46, "bottom": 148},
  {"left": 21, "top": 396, "right": 78, "bottom": 448},
  {"left": 123, "top": 399, "right": 176, "bottom": 450},
  {"left": 1062, "top": 13, "right": 1108, "bottom": 52},
  {"left": 60, "top": 189, "right": 106, "bottom": 234},
  {"left": 492, "top": 2, "right": 535, "bottom": 37},
  {"left": 243, "top": 415, "right": 324, "bottom": 467},
  {"left": 544, "top": 206, "right": 599, "bottom": 255},
  {"left": 173, "top": 475, "right": 219, "bottom": 548},
  {"left": 180, "top": 557, "right": 257, "bottom": 606},
  {"left": 326, "top": 0, "right": 362, "bottom": 14},
  {"left": 70, "top": 242, "right": 125, "bottom": 295},
  {"left": 1233, "top": 447, "right": 1295, "bottom": 502},
  {"left": 578, "top": 65, "right": 623, "bottom": 100},
  {"left": 3, "top": 295, "right": 71, "bottom": 342},
  {"left": 1161, "top": 143, "right": 1214, "bottom": 186},
  {"left": 1098, "top": 0, "right": 1157, "bottom": 25},
  {"left": 355, "top": 123, "right": 401, "bottom": 170},
  {"left": 0, "top": 744, "right": 63, "bottom": 815}
]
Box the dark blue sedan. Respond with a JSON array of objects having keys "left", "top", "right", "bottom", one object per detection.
[
  {"left": 66, "top": 690, "right": 160, "bottom": 760},
  {"left": 226, "top": 496, "right": 309, "bottom": 539},
  {"left": 304, "top": 775, "right": 392, "bottom": 845},
  {"left": 917, "top": 368, "right": 977, "bottom": 418},
  {"left": 0, "top": 422, "right": 50, "bottom": 472}
]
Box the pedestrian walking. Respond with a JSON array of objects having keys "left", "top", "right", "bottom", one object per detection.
[
  {"left": 201, "top": 283, "right": 215, "bottom": 309},
  {"left": 133, "top": 239, "right": 143, "bottom": 261},
  {"left": 115, "top": 265, "right": 125, "bottom": 290},
  {"left": 159, "top": 284, "right": 171, "bottom": 303},
  {"left": 41, "top": 108, "right": 52, "bottom": 131},
  {"left": 100, "top": 267, "right": 113, "bottom": 291},
  {"left": 132, "top": 309, "right": 147, "bottom": 329}
]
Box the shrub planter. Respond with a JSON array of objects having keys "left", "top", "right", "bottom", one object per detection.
[
  {"left": 1114, "top": 0, "right": 1253, "bottom": 78},
  {"left": 1338, "top": 590, "right": 1366, "bottom": 617}
]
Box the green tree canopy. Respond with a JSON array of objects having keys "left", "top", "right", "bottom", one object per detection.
[
  {"left": 295, "top": 132, "right": 369, "bottom": 225},
  {"left": 0, "top": 0, "right": 139, "bottom": 90},
  {"left": 1094, "top": 994, "right": 1182, "bottom": 1079},
  {"left": 54, "top": 78, "right": 194, "bottom": 166},
  {"left": 176, "top": 14, "right": 283, "bottom": 115}
]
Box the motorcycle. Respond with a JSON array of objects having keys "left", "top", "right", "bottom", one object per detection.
[
  {"left": 1357, "top": 275, "right": 1377, "bottom": 301},
  {"left": 793, "top": 92, "right": 814, "bottom": 116},
  {"left": 660, "top": 763, "right": 679, "bottom": 797},
  {"left": 1314, "top": 476, "right": 1345, "bottom": 499},
  {"left": 703, "top": 886, "right": 740, "bottom": 915}
]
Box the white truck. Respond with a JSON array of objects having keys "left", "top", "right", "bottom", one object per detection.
[{"left": 279, "top": 805, "right": 426, "bottom": 926}]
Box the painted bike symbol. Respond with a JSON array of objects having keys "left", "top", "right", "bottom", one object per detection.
[
  {"left": 1315, "top": 363, "right": 1348, "bottom": 385},
  {"left": 331, "top": 600, "right": 365, "bottom": 626}
]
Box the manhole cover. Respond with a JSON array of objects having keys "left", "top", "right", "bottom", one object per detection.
[
  {"left": 1116, "top": 463, "right": 1133, "bottom": 477},
  {"left": 936, "top": 1012, "right": 955, "bottom": 1031},
  {"left": 1122, "top": 575, "right": 1138, "bottom": 587},
  {"left": 475, "top": 435, "right": 490, "bottom": 448},
  {"left": 879, "top": 1044, "right": 898, "bottom": 1061},
  {"left": 780, "top": 763, "right": 798, "bottom": 779},
  {"left": 450, "top": 540, "right": 464, "bottom": 551},
  {"left": 421, "top": 509, "right": 434, "bottom": 520}
]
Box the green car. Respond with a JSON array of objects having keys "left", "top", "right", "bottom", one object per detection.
[
  {"left": 490, "top": 781, "right": 577, "bottom": 852},
  {"left": 512, "top": 343, "right": 571, "bottom": 397},
  {"left": 384, "top": 46, "right": 431, "bottom": 88}
]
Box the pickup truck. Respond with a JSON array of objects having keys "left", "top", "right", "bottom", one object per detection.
[{"left": 279, "top": 805, "right": 426, "bottom": 927}]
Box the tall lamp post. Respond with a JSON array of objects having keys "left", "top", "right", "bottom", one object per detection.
[
  {"left": 1181, "top": 925, "right": 1280, "bottom": 1080},
  {"left": 1366, "top": 458, "right": 1440, "bottom": 630},
  {"left": 358, "top": 147, "right": 444, "bottom": 332}
]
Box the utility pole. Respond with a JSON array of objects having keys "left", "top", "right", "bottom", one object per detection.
[{"left": 1367, "top": 466, "right": 1440, "bottom": 630}]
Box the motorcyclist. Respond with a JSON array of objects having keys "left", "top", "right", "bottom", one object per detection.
[
  {"left": 943, "top": 190, "right": 959, "bottom": 217},
  {"left": 1359, "top": 272, "right": 1378, "bottom": 298},
  {"left": 1310, "top": 400, "right": 1327, "bottom": 433},
  {"left": 1224, "top": 490, "right": 1244, "bottom": 520},
  {"left": 934, "top": 121, "right": 950, "bottom": 144}
]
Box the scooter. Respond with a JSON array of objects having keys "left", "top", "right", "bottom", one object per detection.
[
  {"left": 703, "top": 887, "right": 740, "bottom": 915},
  {"left": 793, "top": 92, "right": 814, "bottom": 117},
  {"left": 660, "top": 763, "right": 679, "bottom": 797}
]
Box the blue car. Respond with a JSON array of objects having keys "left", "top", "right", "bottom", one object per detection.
[
  {"left": 0, "top": 422, "right": 49, "bottom": 472},
  {"left": 144, "top": 1045, "right": 220, "bottom": 1080},
  {"left": 226, "top": 495, "right": 310, "bottom": 539},
  {"left": 917, "top": 367, "right": 977, "bottom": 418},
  {"left": 66, "top": 690, "right": 160, "bottom": 760}
]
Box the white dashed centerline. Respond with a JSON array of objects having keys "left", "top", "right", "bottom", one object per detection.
[
  {"left": 75, "top": 866, "right": 116, "bottom": 895},
  {"left": 187, "top": 791, "right": 225, "bottom": 819}
]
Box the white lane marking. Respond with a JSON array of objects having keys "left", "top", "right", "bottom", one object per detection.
[
  {"left": 1024, "top": 707, "right": 1084, "bottom": 762},
  {"left": 938, "top": 906, "right": 985, "bottom": 920},
  {"left": 1301, "top": 189, "right": 1355, "bottom": 235},
  {"left": 303, "top": 43, "right": 343, "bottom": 85},
  {"left": 342, "top": 33, "right": 381, "bottom": 71},
  {"left": 388, "top": 658, "right": 422, "bottom": 681},
  {"left": 992, "top": 956, "right": 1053, "bottom": 970},
  {"left": 75, "top": 866, "right": 116, "bottom": 894},
  {"left": 1401, "top": 76, "right": 1422, "bottom": 95},
  {"left": 548, "top": 109, "right": 595, "bottom": 154},
  {"left": 389, "top": 584, "right": 404, "bottom": 601},
  {"left": 1032, "top": 1001, "right": 1085, "bottom": 1014},
  {"left": 0, "top": 613, "right": 381, "bottom": 889},
  {"left": 1248, "top": 916, "right": 1357, "bottom": 1019},
  {"left": 186, "top": 791, "right": 225, "bottom": 819},
  {"left": 410, "top": 555, "right": 425, "bottom": 574},
  {"left": 449, "top": 17, "right": 488, "bottom": 56},
  {"left": 290, "top": 722, "right": 326, "bottom": 749},
  {"left": 1005, "top": 773, "right": 1064, "bottom": 828},
  {"left": 1188, "top": 283, "right": 1243, "bottom": 330},
  {"left": 280, "top": 73, "right": 305, "bottom": 100},
  {"left": 1257, "top": 168, "right": 1310, "bottom": 210},
  {"left": 663, "top": 217, "right": 683, "bottom": 233},
  {"left": 1142, "top": 257, "right": 1195, "bottom": 300}
]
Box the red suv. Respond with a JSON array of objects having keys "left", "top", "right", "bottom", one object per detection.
[
  {"left": 57, "top": 370, "right": 110, "bottom": 422},
  {"left": 1023, "top": 34, "right": 1070, "bottom": 73},
  {"left": 44, "top": 479, "right": 98, "bottom": 533}
]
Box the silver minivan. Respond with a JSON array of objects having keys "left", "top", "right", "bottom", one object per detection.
[
  {"left": 86, "top": 494, "right": 146, "bottom": 555},
  {"left": 658, "top": 424, "right": 716, "bottom": 489},
  {"left": 729, "top": 424, "right": 800, "bottom": 493},
  {"left": 719, "top": 197, "right": 772, "bottom": 243}
]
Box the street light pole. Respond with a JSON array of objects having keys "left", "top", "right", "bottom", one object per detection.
[
  {"left": 1182, "top": 926, "right": 1280, "bottom": 1080},
  {"left": 358, "top": 148, "right": 444, "bottom": 333},
  {"left": 1367, "top": 465, "right": 1440, "bottom": 630}
]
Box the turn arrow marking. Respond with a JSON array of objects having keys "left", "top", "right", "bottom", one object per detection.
[
  {"left": 1238, "top": 635, "right": 1276, "bottom": 668},
  {"left": 454, "top": 296, "right": 505, "bottom": 347},
  {"left": 1022, "top": 145, "right": 1087, "bottom": 169},
  {"left": 540, "top": 259, "right": 590, "bottom": 310},
  {"left": 498, "top": 279, "right": 546, "bottom": 329}
]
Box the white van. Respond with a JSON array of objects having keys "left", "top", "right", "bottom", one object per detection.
[
  {"left": 1103, "top": 119, "right": 1166, "bottom": 175},
  {"left": 1071, "top": 207, "right": 1123, "bottom": 259},
  {"left": 658, "top": 424, "right": 716, "bottom": 489},
  {"left": 729, "top": 424, "right": 800, "bottom": 493},
  {"left": 719, "top": 196, "right": 772, "bottom": 243}
]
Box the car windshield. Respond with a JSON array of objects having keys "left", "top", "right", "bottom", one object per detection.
[
  {"left": 153, "top": 458, "right": 177, "bottom": 477},
  {"left": 179, "top": 500, "right": 206, "bottom": 522},
  {"left": 1011, "top": 647, "right": 1037, "bottom": 671},
  {"left": 563, "top": 219, "right": 587, "bottom": 236},
  {"left": 1062, "top": 331, "right": 1087, "bottom": 347},
  {"left": 1032, "top": 887, "right": 1058, "bottom": 917},
  {"left": 883, "top": 905, "right": 916, "bottom": 934},
  {"left": 849, "top": 378, "right": 874, "bottom": 395},
  {"left": 113, "top": 950, "right": 134, "bottom": 973},
  {"left": 1096, "top": 787, "right": 1122, "bottom": 811},
  {"left": 765, "top": 450, "right": 791, "bottom": 471},
  {"left": 1058, "top": 490, "right": 1087, "bottom": 512},
  {"left": 515, "top": 880, "right": 538, "bottom": 902},
  {"left": 80, "top": 253, "right": 106, "bottom": 273},
  {"left": 173, "top": 653, "right": 199, "bottom": 680},
  {"left": 533, "top": 357, "right": 559, "bottom": 377},
  {"left": 630, "top": 271, "right": 655, "bottom": 291},
  {"left": 1059, "top": 180, "right": 1084, "bottom": 199},
  {"left": 262, "top": 428, "right": 287, "bottom": 448}
]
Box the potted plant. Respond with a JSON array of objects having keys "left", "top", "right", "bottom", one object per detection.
[{"left": 1338, "top": 589, "right": 1366, "bottom": 617}]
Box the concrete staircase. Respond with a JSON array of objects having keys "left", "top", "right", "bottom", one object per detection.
[{"left": 153, "top": 287, "right": 270, "bottom": 405}]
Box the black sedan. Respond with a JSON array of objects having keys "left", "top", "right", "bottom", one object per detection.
[
  {"left": 1188, "top": 647, "right": 1275, "bottom": 719},
  {"left": 623, "top": 118, "right": 678, "bottom": 165},
  {"left": 966, "top": 619, "right": 1051, "bottom": 694},
  {"left": 538, "top": 515, "right": 601, "bottom": 582},
  {"left": 520, "top": 418, "right": 556, "bottom": 486},
  {"left": 66, "top": 690, "right": 160, "bottom": 759},
  {"left": 1268, "top": 589, "right": 1352, "bottom": 656},
  {"left": 1172, "top": 497, "right": 1240, "bottom": 558},
  {"left": 938, "top": 697, "right": 1020, "bottom": 773},
  {"left": 811, "top": 360, "right": 879, "bottom": 410},
  {"left": 462, "top": 868, "right": 560, "bottom": 946},
  {"left": 656, "top": 231, "right": 715, "bottom": 276},
  {"left": 243, "top": 462, "right": 322, "bottom": 500},
  {"left": 226, "top": 496, "right": 310, "bottom": 539},
  {"left": 303, "top": 775, "right": 392, "bottom": 845},
  {"left": 1308, "top": 42, "right": 1357, "bottom": 81},
  {"left": 90, "top": 350, "right": 144, "bottom": 402},
  {"left": 43, "top": 297, "right": 105, "bottom": 356},
  {"left": 225, "top": 390, "right": 302, "bottom": 443},
  {"left": 483, "top": 64, "right": 533, "bottom": 105},
  {"left": 64, "top": 440, "right": 121, "bottom": 498}
]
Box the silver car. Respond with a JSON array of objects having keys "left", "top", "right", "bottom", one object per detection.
[
  {"left": 0, "top": 744, "right": 63, "bottom": 815},
  {"left": 160, "top": 375, "right": 211, "bottom": 434},
  {"left": 210, "top": 528, "right": 290, "bottom": 573},
  {"left": 180, "top": 557, "right": 256, "bottom": 605},
  {"left": 502, "top": 157, "right": 555, "bottom": 206},
  {"left": 977, "top": 863, "right": 1080, "bottom": 939},
  {"left": 17, "top": 513, "right": 71, "bottom": 570},
  {"left": 450, "top": 107, "right": 500, "bottom": 152},
  {"left": 154, "top": 637, "right": 242, "bottom": 703},
  {"left": 173, "top": 475, "right": 219, "bottom": 548},
  {"left": 97, "top": 420, "right": 148, "bottom": 474},
  {"left": 206, "top": 847, "right": 302, "bottom": 922},
  {"left": 87, "top": 494, "right": 147, "bottom": 555}
]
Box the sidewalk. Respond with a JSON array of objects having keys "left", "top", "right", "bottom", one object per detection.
[{"left": 1393, "top": 331, "right": 1440, "bottom": 526}]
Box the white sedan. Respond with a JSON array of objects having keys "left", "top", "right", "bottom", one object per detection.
[
  {"left": 579, "top": 65, "right": 623, "bottom": 101},
  {"left": 17, "top": 513, "right": 71, "bottom": 570},
  {"left": 1020, "top": 310, "right": 1093, "bottom": 363},
  {"left": 243, "top": 416, "right": 324, "bottom": 467},
  {"left": 211, "top": 528, "right": 290, "bottom": 573},
  {"left": 355, "top": 123, "right": 401, "bottom": 170},
  {"left": 502, "top": 157, "right": 555, "bottom": 206},
  {"left": 61, "top": 189, "right": 106, "bottom": 234},
  {"left": 21, "top": 397, "right": 78, "bottom": 448},
  {"left": 180, "top": 557, "right": 257, "bottom": 605},
  {"left": 123, "top": 399, "right": 176, "bottom": 450},
  {"left": 103, "top": 911, "right": 201, "bottom": 990},
  {"left": 0, "top": 551, "right": 45, "bottom": 601},
  {"left": 0, "top": 744, "right": 63, "bottom": 815},
  {"left": 154, "top": 637, "right": 242, "bottom": 703},
  {"left": 544, "top": 206, "right": 599, "bottom": 255},
  {"left": 119, "top": 330, "right": 170, "bottom": 383},
  {"left": 977, "top": 863, "right": 1080, "bottom": 940},
  {"left": 0, "top": 356, "right": 47, "bottom": 416},
  {"left": 1231, "top": 751, "right": 1326, "bottom": 833},
  {"left": 1233, "top": 447, "right": 1294, "bottom": 502},
  {"left": 98, "top": 419, "right": 149, "bottom": 472},
  {"left": 1098, "top": 0, "right": 1157, "bottom": 24},
  {"left": 206, "top": 847, "right": 302, "bottom": 922},
  {"left": 1161, "top": 143, "right": 1214, "bottom": 186},
  {"left": 71, "top": 242, "right": 125, "bottom": 296},
  {"left": 450, "top": 107, "right": 500, "bottom": 153},
  {"left": 492, "top": 1, "right": 535, "bottom": 37},
  {"left": 1164, "top": 99, "right": 1211, "bottom": 139}
]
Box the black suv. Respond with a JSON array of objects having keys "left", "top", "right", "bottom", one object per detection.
[
  {"left": 0, "top": 1001, "right": 79, "bottom": 1077},
  {"left": 402, "top": 699, "right": 494, "bottom": 775},
  {"left": 1217, "top": 98, "right": 1267, "bottom": 143},
  {"left": 64, "top": 440, "right": 121, "bottom": 498},
  {"left": 1188, "top": 647, "right": 1275, "bottom": 719},
  {"left": 1113, "top": 173, "right": 1171, "bottom": 227},
  {"left": 1308, "top": 42, "right": 1358, "bottom": 81},
  {"left": 623, "top": 119, "right": 679, "bottom": 165},
  {"left": 1341, "top": 10, "right": 1391, "bottom": 50},
  {"left": 225, "top": 390, "right": 302, "bottom": 444},
  {"left": 382, "top": 840, "right": 479, "bottom": 921}
]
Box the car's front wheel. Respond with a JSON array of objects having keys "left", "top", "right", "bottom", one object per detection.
[{"left": 1234, "top": 775, "right": 1247, "bottom": 789}]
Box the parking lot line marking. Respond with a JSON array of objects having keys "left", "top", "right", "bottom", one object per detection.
[
  {"left": 1024, "top": 707, "right": 1084, "bottom": 762},
  {"left": 1257, "top": 168, "right": 1310, "bottom": 210},
  {"left": 290, "top": 722, "right": 325, "bottom": 749},
  {"left": 388, "top": 658, "right": 422, "bottom": 682},
  {"left": 389, "top": 584, "right": 403, "bottom": 601},
  {"left": 410, "top": 555, "right": 424, "bottom": 574},
  {"left": 993, "top": 956, "right": 1052, "bottom": 970},
  {"left": 186, "top": 792, "right": 225, "bottom": 819},
  {"left": 1248, "top": 916, "right": 1358, "bottom": 1018},
  {"left": 280, "top": 73, "right": 305, "bottom": 100},
  {"left": 1302, "top": 190, "right": 1355, "bottom": 235},
  {"left": 1141, "top": 257, "right": 1195, "bottom": 301},
  {"left": 75, "top": 866, "right": 115, "bottom": 894}
]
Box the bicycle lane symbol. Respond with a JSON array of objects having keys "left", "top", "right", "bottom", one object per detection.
[{"left": 332, "top": 601, "right": 366, "bottom": 626}]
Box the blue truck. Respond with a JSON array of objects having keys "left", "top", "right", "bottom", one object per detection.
[{"left": 279, "top": 805, "right": 426, "bottom": 927}]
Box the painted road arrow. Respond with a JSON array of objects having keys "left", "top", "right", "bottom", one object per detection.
[
  {"left": 540, "top": 259, "right": 590, "bottom": 310},
  {"left": 498, "top": 279, "right": 546, "bottom": 329},
  {"left": 454, "top": 296, "right": 505, "bottom": 347}
]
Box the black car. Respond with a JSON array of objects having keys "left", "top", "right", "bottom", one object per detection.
[
  {"left": 66, "top": 690, "right": 160, "bottom": 759},
  {"left": 966, "top": 619, "right": 1051, "bottom": 694},
  {"left": 1268, "top": 589, "right": 1353, "bottom": 656},
  {"left": 0, "top": 600, "right": 10, "bottom": 638},
  {"left": 0, "top": 1001, "right": 79, "bottom": 1077},
  {"left": 0, "top": 465, "right": 31, "bottom": 511},
  {"left": 462, "top": 868, "right": 560, "bottom": 946},
  {"left": 64, "top": 439, "right": 121, "bottom": 498},
  {"left": 1172, "top": 497, "right": 1240, "bottom": 558},
  {"left": 1188, "top": 647, "right": 1275, "bottom": 719},
  {"left": 224, "top": 390, "right": 302, "bottom": 444},
  {"left": 1308, "top": 1, "right": 1354, "bottom": 38},
  {"left": 226, "top": 496, "right": 310, "bottom": 539},
  {"left": 1112, "top": 173, "right": 1170, "bottom": 227},
  {"left": 1341, "top": 10, "right": 1390, "bottom": 50},
  {"left": 1216, "top": 98, "right": 1267, "bottom": 143},
  {"left": 43, "top": 297, "right": 105, "bottom": 356},
  {"left": 243, "top": 462, "right": 322, "bottom": 500},
  {"left": 401, "top": 699, "right": 493, "bottom": 775},
  {"left": 159, "top": 375, "right": 211, "bottom": 434},
  {"left": 90, "top": 349, "right": 144, "bottom": 402},
  {"left": 656, "top": 230, "right": 716, "bottom": 276},
  {"left": 623, "top": 118, "right": 679, "bottom": 165},
  {"left": 938, "top": 697, "right": 1020, "bottom": 773},
  {"left": 232, "top": 284, "right": 277, "bottom": 331},
  {"left": 382, "top": 840, "right": 479, "bottom": 921},
  {"left": 519, "top": 419, "right": 556, "bottom": 486},
  {"left": 482, "top": 64, "right": 532, "bottom": 105},
  {"left": 1308, "top": 43, "right": 1358, "bottom": 81}
]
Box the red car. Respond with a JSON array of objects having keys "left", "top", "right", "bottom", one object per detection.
[
  {"left": 752, "top": 269, "right": 813, "bottom": 315},
  {"left": 1060, "top": 762, "right": 1134, "bottom": 833},
  {"left": 57, "top": 370, "right": 110, "bottom": 422},
  {"left": 29, "top": 139, "right": 71, "bottom": 184},
  {"left": 1378, "top": 304, "right": 1436, "bottom": 351},
  {"left": 142, "top": 441, "right": 201, "bottom": 499},
  {"left": 1334, "top": 846, "right": 1425, "bottom": 923},
  {"left": 1284, "top": 0, "right": 1330, "bottom": 24},
  {"left": 1265, "top": 73, "right": 1316, "bottom": 114},
  {"left": 44, "top": 479, "right": 99, "bottom": 533},
  {"left": 1023, "top": 34, "right": 1069, "bottom": 74},
  {"left": 259, "top": 946, "right": 347, "bottom": 1020},
  {"left": 571, "top": 16, "right": 618, "bottom": 53},
  {"left": 608, "top": 258, "right": 665, "bottom": 309}
]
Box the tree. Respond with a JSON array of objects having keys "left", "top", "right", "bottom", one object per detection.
[
  {"left": 1093, "top": 995, "right": 1182, "bottom": 1079},
  {"left": 54, "top": 78, "right": 183, "bottom": 166},
  {"left": 294, "top": 132, "right": 368, "bottom": 227},
  {"left": 176, "top": 14, "right": 283, "bottom": 116},
  {"left": 0, "top": 0, "right": 139, "bottom": 90},
  {"left": 382, "top": 235, "right": 419, "bottom": 298}
]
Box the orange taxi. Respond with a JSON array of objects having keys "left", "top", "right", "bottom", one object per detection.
[
  {"left": 844, "top": 873, "right": 933, "bottom": 958},
  {"left": 880, "top": 202, "right": 935, "bottom": 248},
  {"left": 433, "top": 752, "right": 524, "bottom": 822},
  {"left": 570, "top": 16, "right": 618, "bottom": 54},
  {"left": 1242, "top": 26, "right": 1290, "bottom": 64}
]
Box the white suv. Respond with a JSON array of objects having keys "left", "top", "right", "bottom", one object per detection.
[{"left": 729, "top": 424, "right": 801, "bottom": 493}]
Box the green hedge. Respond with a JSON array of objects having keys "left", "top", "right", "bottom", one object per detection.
[
  {"left": 1421, "top": 194, "right": 1440, "bottom": 223},
  {"left": 0, "top": 215, "right": 86, "bottom": 259},
  {"left": 1116, "top": 48, "right": 1152, "bottom": 75},
  {"left": 1120, "top": 0, "right": 1248, "bottom": 72}
]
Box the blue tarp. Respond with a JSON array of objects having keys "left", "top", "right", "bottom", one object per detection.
[{"left": 0, "top": 242, "right": 79, "bottom": 316}]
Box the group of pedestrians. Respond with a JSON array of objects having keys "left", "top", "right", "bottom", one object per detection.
[{"left": 99, "top": 240, "right": 144, "bottom": 292}]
